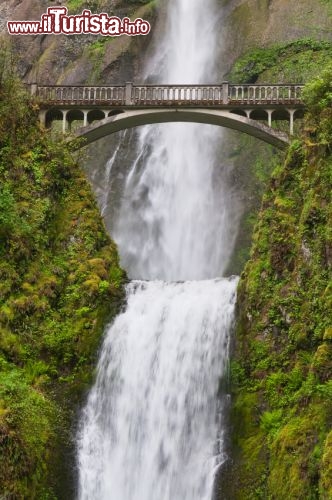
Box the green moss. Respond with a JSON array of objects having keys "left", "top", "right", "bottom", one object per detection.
[
  {"left": 66, "top": 0, "right": 101, "bottom": 14},
  {"left": 224, "top": 38, "right": 331, "bottom": 276},
  {"left": 229, "top": 69, "right": 332, "bottom": 498},
  {"left": 267, "top": 406, "right": 328, "bottom": 499},
  {"left": 228, "top": 39, "right": 332, "bottom": 84},
  {"left": 0, "top": 46, "right": 125, "bottom": 496},
  {"left": 0, "top": 365, "right": 57, "bottom": 499},
  {"left": 228, "top": 390, "right": 268, "bottom": 499},
  {"left": 320, "top": 431, "right": 332, "bottom": 498}
]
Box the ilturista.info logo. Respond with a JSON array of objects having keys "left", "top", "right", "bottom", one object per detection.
[{"left": 7, "top": 6, "right": 151, "bottom": 36}]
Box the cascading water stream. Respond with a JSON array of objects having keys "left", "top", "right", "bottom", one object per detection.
[
  {"left": 78, "top": 279, "right": 237, "bottom": 500},
  {"left": 112, "top": 0, "right": 239, "bottom": 281},
  {"left": 77, "top": 0, "right": 241, "bottom": 498}
]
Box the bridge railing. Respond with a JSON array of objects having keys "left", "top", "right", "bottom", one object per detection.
[
  {"left": 132, "top": 85, "right": 224, "bottom": 104},
  {"left": 34, "top": 83, "right": 304, "bottom": 106},
  {"left": 229, "top": 85, "right": 303, "bottom": 104},
  {"left": 36, "top": 85, "right": 126, "bottom": 105}
]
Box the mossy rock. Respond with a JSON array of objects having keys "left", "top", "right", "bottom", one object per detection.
[
  {"left": 0, "top": 58, "right": 126, "bottom": 496},
  {"left": 229, "top": 68, "right": 332, "bottom": 499}
]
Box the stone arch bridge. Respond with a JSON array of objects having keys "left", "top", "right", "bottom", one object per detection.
[{"left": 32, "top": 82, "right": 305, "bottom": 150}]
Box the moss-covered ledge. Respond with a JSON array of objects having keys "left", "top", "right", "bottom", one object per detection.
[
  {"left": 227, "top": 68, "right": 332, "bottom": 499},
  {"left": 0, "top": 51, "right": 126, "bottom": 498}
]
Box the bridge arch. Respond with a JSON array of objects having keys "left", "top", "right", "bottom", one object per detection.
[
  {"left": 45, "top": 108, "right": 63, "bottom": 129},
  {"left": 71, "top": 108, "right": 290, "bottom": 150},
  {"left": 67, "top": 109, "right": 85, "bottom": 131},
  {"left": 108, "top": 109, "right": 125, "bottom": 117},
  {"left": 87, "top": 109, "right": 106, "bottom": 123}
]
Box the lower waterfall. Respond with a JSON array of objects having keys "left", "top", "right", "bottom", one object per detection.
[{"left": 77, "top": 278, "right": 238, "bottom": 500}]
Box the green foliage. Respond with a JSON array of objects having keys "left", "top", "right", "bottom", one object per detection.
[
  {"left": 260, "top": 409, "right": 283, "bottom": 437},
  {"left": 303, "top": 64, "right": 332, "bottom": 110},
  {"left": 89, "top": 36, "right": 113, "bottom": 53},
  {"left": 302, "top": 65, "right": 332, "bottom": 150},
  {"left": 0, "top": 44, "right": 125, "bottom": 497},
  {"left": 0, "top": 365, "right": 57, "bottom": 498},
  {"left": 225, "top": 36, "right": 332, "bottom": 278},
  {"left": 230, "top": 68, "right": 332, "bottom": 498},
  {"left": 0, "top": 184, "right": 27, "bottom": 238},
  {"left": 66, "top": 0, "right": 99, "bottom": 14},
  {"left": 229, "top": 39, "right": 332, "bottom": 83}
]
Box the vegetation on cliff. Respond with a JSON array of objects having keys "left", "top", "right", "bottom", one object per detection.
[
  {"left": 228, "top": 39, "right": 332, "bottom": 84},
  {"left": 226, "top": 37, "right": 332, "bottom": 274},
  {"left": 0, "top": 47, "right": 125, "bottom": 498},
  {"left": 229, "top": 67, "right": 332, "bottom": 499}
]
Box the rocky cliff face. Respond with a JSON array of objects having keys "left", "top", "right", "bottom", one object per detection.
[
  {"left": 216, "top": 0, "right": 332, "bottom": 273},
  {"left": 3, "top": 0, "right": 331, "bottom": 84},
  {"left": 1, "top": 0, "right": 157, "bottom": 84},
  {"left": 227, "top": 68, "right": 332, "bottom": 500},
  {"left": 220, "top": 0, "right": 332, "bottom": 75}
]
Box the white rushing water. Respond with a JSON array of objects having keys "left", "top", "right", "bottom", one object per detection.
[
  {"left": 112, "top": 0, "right": 239, "bottom": 281},
  {"left": 77, "top": 0, "right": 240, "bottom": 498},
  {"left": 78, "top": 279, "right": 238, "bottom": 500}
]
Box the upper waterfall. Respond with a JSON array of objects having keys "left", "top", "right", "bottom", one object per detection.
[
  {"left": 147, "top": 0, "right": 219, "bottom": 84},
  {"left": 112, "top": 0, "right": 240, "bottom": 281}
]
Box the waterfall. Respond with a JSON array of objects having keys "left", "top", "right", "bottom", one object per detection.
[
  {"left": 77, "top": 0, "right": 240, "bottom": 498},
  {"left": 112, "top": 0, "right": 239, "bottom": 281},
  {"left": 78, "top": 279, "right": 237, "bottom": 500}
]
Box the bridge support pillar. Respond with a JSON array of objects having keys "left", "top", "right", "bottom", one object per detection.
[
  {"left": 62, "top": 110, "right": 69, "bottom": 134},
  {"left": 39, "top": 109, "right": 47, "bottom": 127},
  {"left": 287, "top": 109, "right": 296, "bottom": 135},
  {"left": 266, "top": 109, "right": 273, "bottom": 128},
  {"left": 83, "top": 110, "right": 89, "bottom": 127},
  {"left": 245, "top": 109, "right": 252, "bottom": 119},
  {"left": 30, "top": 83, "right": 38, "bottom": 96}
]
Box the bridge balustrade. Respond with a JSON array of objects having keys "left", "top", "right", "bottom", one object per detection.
[
  {"left": 133, "top": 85, "right": 224, "bottom": 104},
  {"left": 35, "top": 83, "right": 304, "bottom": 106},
  {"left": 37, "top": 85, "right": 126, "bottom": 105},
  {"left": 229, "top": 85, "right": 303, "bottom": 104}
]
